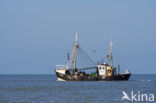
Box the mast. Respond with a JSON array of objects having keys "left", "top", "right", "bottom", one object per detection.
[{"left": 73, "top": 33, "right": 79, "bottom": 71}]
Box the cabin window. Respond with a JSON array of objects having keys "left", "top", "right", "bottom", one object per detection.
[
  {"left": 102, "top": 67, "right": 105, "bottom": 70},
  {"left": 99, "top": 67, "right": 101, "bottom": 70}
]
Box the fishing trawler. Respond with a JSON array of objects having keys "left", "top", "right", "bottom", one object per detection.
[{"left": 55, "top": 34, "right": 131, "bottom": 81}]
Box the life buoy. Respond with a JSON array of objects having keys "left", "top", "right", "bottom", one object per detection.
[
  {"left": 122, "top": 75, "right": 125, "bottom": 78},
  {"left": 108, "top": 70, "right": 111, "bottom": 73}
]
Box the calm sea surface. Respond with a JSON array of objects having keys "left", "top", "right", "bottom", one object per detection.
[{"left": 0, "top": 74, "right": 156, "bottom": 103}]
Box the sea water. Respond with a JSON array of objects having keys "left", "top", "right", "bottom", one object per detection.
[{"left": 0, "top": 74, "right": 155, "bottom": 103}]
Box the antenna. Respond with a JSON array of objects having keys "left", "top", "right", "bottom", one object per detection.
[
  {"left": 110, "top": 33, "right": 113, "bottom": 52},
  {"left": 67, "top": 52, "right": 70, "bottom": 61},
  {"left": 75, "top": 33, "right": 78, "bottom": 41},
  {"left": 110, "top": 41, "right": 113, "bottom": 48},
  {"left": 75, "top": 32, "right": 78, "bottom": 45}
]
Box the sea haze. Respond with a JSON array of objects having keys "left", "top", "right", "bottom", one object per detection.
[{"left": 0, "top": 74, "right": 155, "bottom": 103}]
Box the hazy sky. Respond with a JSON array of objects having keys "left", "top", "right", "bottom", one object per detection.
[{"left": 0, "top": 0, "right": 156, "bottom": 74}]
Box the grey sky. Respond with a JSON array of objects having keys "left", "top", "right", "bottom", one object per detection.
[{"left": 0, "top": 0, "right": 156, "bottom": 74}]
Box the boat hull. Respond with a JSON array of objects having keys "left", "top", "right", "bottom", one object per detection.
[{"left": 55, "top": 72, "right": 131, "bottom": 81}]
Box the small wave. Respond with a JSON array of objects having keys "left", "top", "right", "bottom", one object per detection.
[
  {"left": 99, "top": 81, "right": 106, "bottom": 82},
  {"left": 140, "top": 80, "right": 152, "bottom": 82},
  {"left": 140, "top": 80, "right": 145, "bottom": 81},
  {"left": 56, "top": 80, "right": 65, "bottom": 82}
]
